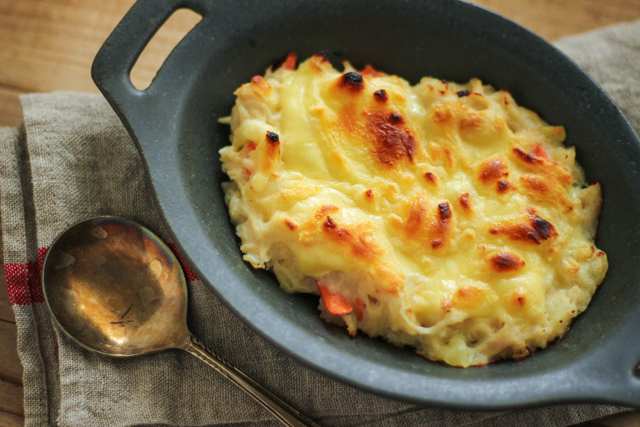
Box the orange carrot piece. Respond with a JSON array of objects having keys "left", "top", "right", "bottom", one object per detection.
[
  {"left": 360, "top": 64, "right": 386, "bottom": 77},
  {"left": 250, "top": 75, "right": 271, "bottom": 91},
  {"left": 318, "top": 284, "right": 352, "bottom": 315},
  {"left": 280, "top": 52, "right": 298, "bottom": 70},
  {"left": 533, "top": 145, "right": 550, "bottom": 160}
]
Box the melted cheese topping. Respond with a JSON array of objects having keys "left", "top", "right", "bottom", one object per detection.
[{"left": 219, "top": 53, "right": 608, "bottom": 367}]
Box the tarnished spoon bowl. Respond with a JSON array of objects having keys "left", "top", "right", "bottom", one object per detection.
[
  {"left": 43, "top": 217, "right": 188, "bottom": 355},
  {"left": 42, "top": 216, "right": 319, "bottom": 427}
]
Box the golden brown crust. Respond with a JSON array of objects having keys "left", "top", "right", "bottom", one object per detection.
[
  {"left": 512, "top": 147, "right": 573, "bottom": 184},
  {"left": 403, "top": 194, "right": 454, "bottom": 250},
  {"left": 488, "top": 252, "right": 526, "bottom": 272},
  {"left": 220, "top": 55, "right": 608, "bottom": 368},
  {"left": 367, "top": 111, "right": 416, "bottom": 167},
  {"left": 459, "top": 193, "right": 471, "bottom": 212},
  {"left": 489, "top": 208, "right": 558, "bottom": 244},
  {"left": 374, "top": 89, "right": 388, "bottom": 102},
  {"left": 338, "top": 72, "right": 365, "bottom": 92},
  {"left": 478, "top": 156, "right": 509, "bottom": 184}
]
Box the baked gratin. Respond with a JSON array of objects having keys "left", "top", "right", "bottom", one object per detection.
[{"left": 219, "top": 53, "right": 608, "bottom": 367}]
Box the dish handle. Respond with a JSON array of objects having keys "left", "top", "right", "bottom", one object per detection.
[
  {"left": 575, "top": 347, "right": 640, "bottom": 408},
  {"left": 91, "top": 0, "right": 210, "bottom": 120},
  {"left": 612, "top": 359, "right": 640, "bottom": 407}
]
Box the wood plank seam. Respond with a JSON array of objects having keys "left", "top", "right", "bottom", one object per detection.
[{"left": 0, "top": 409, "right": 25, "bottom": 427}]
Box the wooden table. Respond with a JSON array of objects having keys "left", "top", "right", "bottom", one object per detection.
[{"left": 2, "top": 1, "right": 640, "bottom": 426}]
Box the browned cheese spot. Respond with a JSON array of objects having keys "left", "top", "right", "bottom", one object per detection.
[
  {"left": 459, "top": 112, "right": 485, "bottom": 132},
  {"left": 459, "top": 193, "right": 472, "bottom": 211},
  {"left": 315, "top": 204, "right": 339, "bottom": 219},
  {"left": 322, "top": 216, "right": 379, "bottom": 262},
  {"left": 324, "top": 216, "right": 337, "bottom": 229},
  {"left": 432, "top": 106, "right": 453, "bottom": 124},
  {"left": 406, "top": 197, "right": 427, "bottom": 236},
  {"left": 339, "top": 72, "right": 365, "bottom": 92},
  {"left": 453, "top": 285, "right": 490, "bottom": 311},
  {"left": 489, "top": 208, "right": 558, "bottom": 244},
  {"left": 314, "top": 51, "right": 330, "bottom": 62},
  {"left": 478, "top": 156, "right": 509, "bottom": 183},
  {"left": 425, "top": 171, "right": 437, "bottom": 184},
  {"left": 404, "top": 195, "right": 454, "bottom": 250},
  {"left": 520, "top": 174, "right": 548, "bottom": 194},
  {"left": 365, "top": 189, "right": 374, "bottom": 200},
  {"left": 510, "top": 292, "right": 527, "bottom": 307},
  {"left": 513, "top": 147, "right": 541, "bottom": 164},
  {"left": 512, "top": 147, "right": 573, "bottom": 185},
  {"left": 374, "top": 89, "right": 388, "bottom": 102},
  {"left": 266, "top": 132, "right": 279, "bottom": 145},
  {"left": 441, "top": 299, "right": 452, "bottom": 310},
  {"left": 497, "top": 179, "right": 516, "bottom": 194},
  {"left": 457, "top": 286, "right": 479, "bottom": 299},
  {"left": 260, "top": 131, "right": 281, "bottom": 173},
  {"left": 519, "top": 174, "right": 573, "bottom": 212},
  {"left": 489, "top": 252, "right": 525, "bottom": 272},
  {"left": 367, "top": 111, "right": 416, "bottom": 166},
  {"left": 444, "top": 147, "right": 455, "bottom": 169},
  {"left": 438, "top": 202, "right": 452, "bottom": 220},
  {"left": 284, "top": 218, "right": 298, "bottom": 230}
]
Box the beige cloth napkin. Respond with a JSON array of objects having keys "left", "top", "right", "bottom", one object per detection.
[{"left": 3, "top": 19, "right": 640, "bottom": 427}]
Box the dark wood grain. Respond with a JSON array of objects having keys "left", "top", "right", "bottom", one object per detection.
[
  {"left": 0, "top": 322, "right": 21, "bottom": 385},
  {"left": 0, "top": 86, "right": 22, "bottom": 129},
  {"left": 468, "top": 0, "right": 640, "bottom": 41},
  {"left": 0, "top": 213, "right": 15, "bottom": 324},
  {"left": 0, "top": 410, "right": 24, "bottom": 427},
  {"left": 0, "top": 379, "right": 23, "bottom": 416}
]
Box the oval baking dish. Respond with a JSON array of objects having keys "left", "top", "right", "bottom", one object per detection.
[{"left": 92, "top": 0, "right": 640, "bottom": 410}]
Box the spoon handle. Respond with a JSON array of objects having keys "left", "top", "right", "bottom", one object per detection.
[{"left": 182, "top": 335, "right": 321, "bottom": 427}]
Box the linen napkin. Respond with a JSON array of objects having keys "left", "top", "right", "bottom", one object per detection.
[{"left": 3, "top": 19, "right": 640, "bottom": 427}]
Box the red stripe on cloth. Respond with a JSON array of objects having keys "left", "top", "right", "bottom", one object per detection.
[
  {"left": 4, "top": 246, "right": 50, "bottom": 305},
  {"left": 4, "top": 244, "right": 200, "bottom": 305},
  {"left": 167, "top": 243, "right": 200, "bottom": 282}
]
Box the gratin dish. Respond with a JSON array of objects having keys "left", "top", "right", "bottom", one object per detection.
[{"left": 92, "top": 0, "right": 640, "bottom": 409}]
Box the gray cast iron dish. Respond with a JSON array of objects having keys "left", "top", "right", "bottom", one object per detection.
[{"left": 92, "top": 0, "right": 640, "bottom": 410}]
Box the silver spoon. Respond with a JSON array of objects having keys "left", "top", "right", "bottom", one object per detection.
[{"left": 42, "top": 216, "right": 320, "bottom": 427}]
